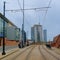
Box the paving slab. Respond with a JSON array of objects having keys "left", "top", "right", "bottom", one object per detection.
[{"left": 0, "top": 48, "right": 19, "bottom": 59}]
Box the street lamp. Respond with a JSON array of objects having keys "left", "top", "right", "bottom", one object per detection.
[{"left": 2, "top": 1, "right": 6, "bottom": 55}]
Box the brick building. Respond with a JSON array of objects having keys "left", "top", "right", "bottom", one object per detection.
[{"left": 51, "top": 34, "right": 60, "bottom": 48}]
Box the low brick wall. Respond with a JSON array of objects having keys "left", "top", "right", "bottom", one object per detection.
[
  {"left": 0, "top": 38, "right": 19, "bottom": 46},
  {"left": 5, "top": 40, "right": 19, "bottom": 46}
]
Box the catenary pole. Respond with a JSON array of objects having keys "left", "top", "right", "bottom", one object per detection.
[
  {"left": 2, "top": 1, "right": 6, "bottom": 55},
  {"left": 22, "top": 0, "right": 25, "bottom": 46}
]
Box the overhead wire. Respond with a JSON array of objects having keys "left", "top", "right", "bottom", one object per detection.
[
  {"left": 17, "top": 0, "right": 30, "bottom": 28},
  {"left": 17, "top": 0, "right": 31, "bottom": 38},
  {"left": 17, "top": 0, "right": 23, "bottom": 12},
  {"left": 16, "top": 0, "right": 52, "bottom": 39},
  {"left": 42, "top": 0, "right": 52, "bottom": 26},
  {"left": 17, "top": 0, "right": 52, "bottom": 36},
  {"left": 44, "top": 0, "right": 52, "bottom": 19},
  {"left": 34, "top": 10, "right": 39, "bottom": 24},
  {"left": 17, "top": 0, "right": 33, "bottom": 28}
]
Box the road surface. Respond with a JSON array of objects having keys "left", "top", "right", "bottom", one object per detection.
[{"left": 1, "top": 45, "right": 60, "bottom": 60}]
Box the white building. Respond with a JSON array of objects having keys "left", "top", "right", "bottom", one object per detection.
[{"left": 31, "top": 24, "right": 44, "bottom": 43}]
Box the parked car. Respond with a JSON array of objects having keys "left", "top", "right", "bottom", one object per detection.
[{"left": 46, "top": 44, "right": 51, "bottom": 48}]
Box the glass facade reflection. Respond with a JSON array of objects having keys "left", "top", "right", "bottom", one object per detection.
[
  {"left": 0, "top": 13, "right": 20, "bottom": 40},
  {"left": 0, "top": 18, "right": 3, "bottom": 37}
]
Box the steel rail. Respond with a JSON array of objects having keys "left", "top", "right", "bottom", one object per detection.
[
  {"left": 42, "top": 45, "right": 60, "bottom": 60},
  {"left": 25, "top": 46, "right": 36, "bottom": 60},
  {"left": 38, "top": 45, "right": 47, "bottom": 60}
]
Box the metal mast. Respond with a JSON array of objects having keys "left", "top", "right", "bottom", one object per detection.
[
  {"left": 22, "top": 0, "right": 24, "bottom": 46},
  {"left": 2, "top": 1, "right": 6, "bottom": 55}
]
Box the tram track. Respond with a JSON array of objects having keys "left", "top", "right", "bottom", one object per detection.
[
  {"left": 38, "top": 45, "right": 47, "bottom": 60},
  {"left": 25, "top": 45, "right": 36, "bottom": 60},
  {"left": 1, "top": 45, "right": 60, "bottom": 60},
  {"left": 51, "top": 48, "right": 60, "bottom": 55},
  {"left": 1, "top": 45, "right": 33, "bottom": 60},
  {"left": 12, "top": 45, "right": 35, "bottom": 60},
  {"left": 25, "top": 45, "right": 44, "bottom": 60},
  {"left": 42, "top": 45, "right": 60, "bottom": 60}
]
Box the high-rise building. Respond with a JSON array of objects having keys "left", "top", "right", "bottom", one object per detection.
[
  {"left": 43, "top": 30, "right": 47, "bottom": 42},
  {"left": 31, "top": 24, "right": 44, "bottom": 43}
]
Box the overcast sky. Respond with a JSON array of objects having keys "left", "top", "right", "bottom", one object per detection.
[{"left": 0, "top": 0, "right": 60, "bottom": 41}]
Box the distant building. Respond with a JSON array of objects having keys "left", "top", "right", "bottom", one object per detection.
[
  {"left": 31, "top": 27, "right": 35, "bottom": 42},
  {"left": 31, "top": 24, "right": 44, "bottom": 43},
  {"left": 24, "top": 31, "right": 26, "bottom": 43},
  {"left": 20, "top": 30, "right": 26, "bottom": 44},
  {"left": 43, "top": 30, "right": 47, "bottom": 42}
]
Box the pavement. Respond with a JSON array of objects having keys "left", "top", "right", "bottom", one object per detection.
[
  {"left": 0, "top": 47, "right": 19, "bottom": 60},
  {"left": 0, "top": 46, "right": 18, "bottom": 52},
  {"left": 0, "top": 45, "right": 32, "bottom": 60}
]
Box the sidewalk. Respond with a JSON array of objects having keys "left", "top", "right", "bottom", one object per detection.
[{"left": 0, "top": 48, "right": 19, "bottom": 59}]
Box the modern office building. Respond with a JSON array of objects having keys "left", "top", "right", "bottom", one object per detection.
[
  {"left": 0, "top": 13, "right": 20, "bottom": 41},
  {"left": 20, "top": 30, "right": 26, "bottom": 44},
  {"left": 43, "top": 30, "right": 47, "bottom": 42},
  {"left": 31, "top": 27, "right": 35, "bottom": 42},
  {"left": 31, "top": 24, "right": 44, "bottom": 43}
]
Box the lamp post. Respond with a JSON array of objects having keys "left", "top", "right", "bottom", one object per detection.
[{"left": 2, "top": 1, "right": 6, "bottom": 55}]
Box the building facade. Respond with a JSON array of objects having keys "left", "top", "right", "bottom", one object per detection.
[
  {"left": 31, "top": 27, "right": 35, "bottom": 42},
  {"left": 51, "top": 34, "right": 60, "bottom": 48},
  {"left": 0, "top": 13, "right": 20, "bottom": 41},
  {"left": 43, "top": 30, "right": 47, "bottom": 42},
  {"left": 31, "top": 24, "right": 44, "bottom": 43}
]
